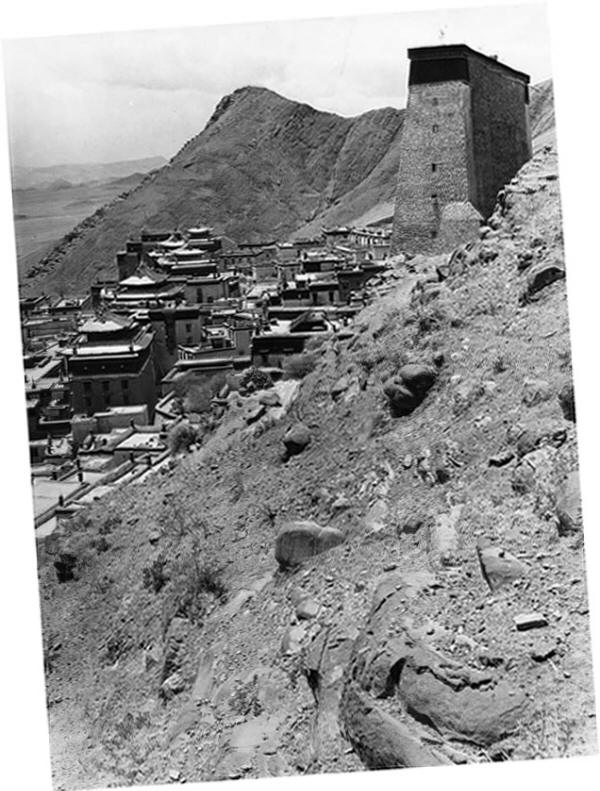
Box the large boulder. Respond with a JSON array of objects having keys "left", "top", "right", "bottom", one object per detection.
[
  {"left": 476, "top": 539, "right": 527, "bottom": 591},
  {"left": 556, "top": 471, "right": 582, "bottom": 535},
  {"left": 383, "top": 363, "right": 437, "bottom": 418},
  {"left": 274, "top": 521, "right": 345, "bottom": 569},
  {"left": 398, "top": 363, "right": 437, "bottom": 399},
  {"left": 282, "top": 422, "right": 311, "bottom": 458},
  {"left": 520, "top": 259, "right": 565, "bottom": 304},
  {"left": 383, "top": 380, "right": 418, "bottom": 417}
]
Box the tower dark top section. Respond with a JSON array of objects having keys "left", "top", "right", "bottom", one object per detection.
[{"left": 391, "top": 44, "right": 532, "bottom": 254}]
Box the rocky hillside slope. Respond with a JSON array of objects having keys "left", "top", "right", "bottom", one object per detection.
[
  {"left": 22, "top": 80, "right": 553, "bottom": 297},
  {"left": 37, "top": 143, "right": 596, "bottom": 789}
]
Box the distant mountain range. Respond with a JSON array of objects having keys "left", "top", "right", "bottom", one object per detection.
[
  {"left": 18, "top": 81, "right": 554, "bottom": 297},
  {"left": 11, "top": 156, "right": 167, "bottom": 191}
]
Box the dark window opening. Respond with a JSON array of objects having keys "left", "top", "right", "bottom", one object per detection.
[
  {"left": 432, "top": 124, "right": 439, "bottom": 133},
  {"left": 431, "top": 193, "right": 438, "bottom": 200},
  {"left": 431, "top": 163, "right": 437, "bottom": 172}
]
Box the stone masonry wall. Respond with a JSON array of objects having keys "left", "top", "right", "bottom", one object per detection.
[
  {"left": 391, "top": 81, "right": 475, "bottom": 254},
  {"left": 469, "top": 57, "right": 532, "bottom": 219}
]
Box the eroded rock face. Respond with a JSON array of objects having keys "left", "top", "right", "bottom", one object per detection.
[
  {"left": 398, "top": 653, "right": 528, "bottom": 745},
  {"left": 303, "top": 623, "right": 359, "bottom": 763},
  {"left": 274, "top": 521, "right": 345, "bottom": 569},
  {"left": 339, "top": 570, "right": 530, "bottom": 769},
  {"left": 341, "top": 683, "right": 450, "bottom": 769}
]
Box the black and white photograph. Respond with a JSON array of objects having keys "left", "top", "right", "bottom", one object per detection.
[{"left": 1, "top": 1, "right": 599, "bottom": 790}]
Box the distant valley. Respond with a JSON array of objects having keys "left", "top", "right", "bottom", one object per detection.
[{"left": 11, "top": 157, "right": 167, "bottom": 279}]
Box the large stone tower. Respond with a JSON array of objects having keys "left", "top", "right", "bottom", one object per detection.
[{"left": 391, "top": 44, "right": 532, "bottom": 255}]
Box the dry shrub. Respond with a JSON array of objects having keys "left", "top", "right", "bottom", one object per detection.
[
  {"left": 162, "top": 553, "right": 226, "bottom": 628},
  {"left": 282, "top": 352, "right": 318, "bottom": 380},
  {"left": 167, "top": 421, "right": 198, "bottom": 454}
]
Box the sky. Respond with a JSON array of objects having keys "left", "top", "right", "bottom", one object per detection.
[{"left": 1, "top": 3, "right": 552, "bottom": 169}]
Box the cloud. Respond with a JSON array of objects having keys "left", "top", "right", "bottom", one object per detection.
[{"left": 2, "top": 7, "right": 552, "bottom": 168}]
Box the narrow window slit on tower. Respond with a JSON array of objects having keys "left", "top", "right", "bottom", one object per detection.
[{"left": 431, "top": 163, "right": 437, "bottom": 172}]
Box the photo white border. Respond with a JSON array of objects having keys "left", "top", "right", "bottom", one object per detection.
[{"left": 1, "top": 2, "right": 598, "bottom": 790}]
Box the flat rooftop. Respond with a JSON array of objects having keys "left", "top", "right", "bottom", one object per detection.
[{"left": 407, "top": 44, "right": 530, "bottom": 83}]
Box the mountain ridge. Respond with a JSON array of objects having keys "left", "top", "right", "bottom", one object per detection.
[{"left": 19, "top": 80, "right": 553, "bottom": 296}]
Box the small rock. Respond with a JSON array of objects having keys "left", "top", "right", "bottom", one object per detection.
[
  {"left": 331, "top": 376, "right": 350, "bottom": 399},
  {"left": 169, "top": 769, "right": 181, "bottom": 782},
  {"left": 296, "top": 597, "right": 320, "bottom": 620},
  {"left": 397, "top": 516, "right": 425, "bottom": 535},
  {"left": 514, "top": 613, "right": 548, "bottom": 631},
  {"left": 283, "top": 423, "right": 311, "bottom": 458},
  {"left": 259, "top": 391, "right": 281, "bottom": 407},
  {"left": 365, "top": 500, "right": 388, "bottom": 533},
  {"left": 557, "top": 382, "right": 576, "bottom": 422},
  {"left": 556, "top": 471, "right": 582, "bottom": 535},
  {"left": 488, "top": 450, "right": 515, "bottom": 467},
  {"left": 429, "top": 505, "right": 462, "bottom": 566},
  {"left": 161, "top": 672, "right": 186, "bottom": 700},
  {"left": 331, "top": 495, "right": 351, "bottom": 512},
  {"left": 522, "top": 378, "right": 552, "bottom": 407},
  {"left": 282, "top": 625, "right": 306, "bottom": 655},
  {"left": 530, "top": 639, "right": 557, "bottom": 662},
  {"left": 245, "top": 403, "right": 266, "bottom": 425}
]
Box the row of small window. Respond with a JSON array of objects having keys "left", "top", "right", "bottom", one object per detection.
[
  {"left": 83, "top": 380, "right": 129, "bottom": 392},
  {"left": 84, "top": 394, "right": 130, "bottom": 408}
]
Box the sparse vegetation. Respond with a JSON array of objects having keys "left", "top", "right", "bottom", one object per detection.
[
  {"left": 282, "top": 352, "right": 318, "bottom": 380},
  {"left": 239, "top": 366, "right": 273, "bottom": 391},
  {"left": 167, "top": 420, "right": 199, "bottom": 454},
  {"left": 162, "top": 552, "right": 226, "bottom": 627}
]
